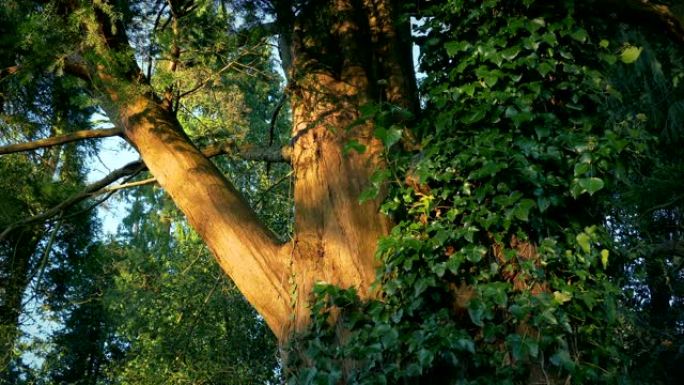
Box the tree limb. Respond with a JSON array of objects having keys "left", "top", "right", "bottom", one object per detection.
[
  {"left": 103, "top": 177, "right": 157, "bottom": 192},
  {"left": 586, "top": 0, "right": 684, "bottom": 45},
  {"left": 0, "top": 161, "right": 144, "bottom": 241},
  {"left": 0, "top": 128, "right": 123, "bottom": 155},
  {"left": 0, "top": 139, "right": 291, "bottom": 240}
]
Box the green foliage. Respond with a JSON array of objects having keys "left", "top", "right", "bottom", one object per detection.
[
  {"left": 285, "top": 1, "right": 666, "bottom": 384},
  {"left": 99, "top": 190, "right": 278, "bottom": 385}
]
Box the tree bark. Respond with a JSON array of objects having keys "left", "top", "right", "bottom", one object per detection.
[
  {"left": 277, "top": 0, "right": 418, "bottom": 332},
  {"left": 107, "top": 92, "right": 293, "bottom": 338},
  {"left": 74, "top": 0, "right": 418, "bottom": 341}
]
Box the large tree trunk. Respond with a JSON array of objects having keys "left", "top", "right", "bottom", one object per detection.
[
  {"left": 88, "top": 0, "right": 417, "bottom": 341},
  {"left": 279, "top": 0, "right": 418, "bottom": 332}
]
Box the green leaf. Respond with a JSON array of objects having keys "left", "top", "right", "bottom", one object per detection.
[
  {"left": 576, "top": 232, "right": 591, "bottom": 253},
  {"left": 620, "top": 45, "right": 642, "bottom": 64},
  {"left": 417, "top": 349, "right": 433, "bottom": 367},
  {"left": 501, "top": 46, "right": 520, "bottom": 61},
  {"left": 550, "top": 349, "right": 575, "bottom": 370},
  {"left": 578, "top": 177, "right": 604, "bottom": 195},
  {"left": 553, "top": 291, "right": 573, "bottom": 304},
  {"left": 359, "top": 185, "right": 380, "bottom": 203},
  {"left": 513, "top": 199, "right": 536, "bottom": 222},
  {"left": 445, "top": 41, "right": 468, "bottom": 57},
  {"left": 374, "top": 126, "right": 403, "bottom": 147},
  {"left": 538, "top": 62, "right": 554, "bottom": 77},
  {"left": 569, "top": 28, "right": 588, "bottom": 43},
  {"left": 446, "top": 257, "right": 462, "bottom": 275},
  {"left": 343, "top": 140, "right": 366, "bottom": 155},
  {"left": 601, "top": 249, "right": 609, "bottom": 269},
  {"left": 468, "top": 304, "right": 484, "bottom": 327},
  {"left": 573, "top": 162, "right": 590, "bottom": 177},
  {"left": 461, "top": 108, "right": 487, "bottom": 124},
  {"left": 456, "top": 338, "right": 475, "bottom": 353}
]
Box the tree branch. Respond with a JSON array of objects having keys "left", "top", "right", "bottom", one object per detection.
[
  {"left": 0, "top": 161, "right": 144, "bottom": 241},
  {"left": 0, "top": 139, "right": 291, "bottom": 240},
  {"left": 586, "top": 0, "right": 684, "bottom": 45},
  {"left": 103, "top": 177, "right": 157, "bottom": 192},
  {"left": 206, "top": 141, "right": 291, "bottom": 162},
  {"left": 0, "top": 128, "right": 123, "bottom": 155}
]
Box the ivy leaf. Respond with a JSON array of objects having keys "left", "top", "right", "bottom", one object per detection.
[
  {"left": 461, "top": 107, "right": 487, "bottom": 124},
  {"left": 468, "top": 306, "right": 484, "bottom": 327},
  {"left": 374, "top": 126, "right": 403, "bottom": 147},
  {"left": 343, "top": 140, "right": 366, "bottom": 155},
  {"left": 553, "top": 291, "right": 573, "bottom": 304},
  {"left": 417, "top": 349, "right": 433, "bottom": 367},
  {"left": 576, "top": 232, "right": 591, "bottom": 253},
  {"left": 601, "top": 249, "right": 609, "bottom": 269},
  {"left": 578, "top": 177, "right": 604, "bottom": 195},
  {"left": 456, "top": 338, "right": 475, "bottom": 353},
  {"left": 359, "top": 185, "right": 380, "bottom": 203},
  {"left": 573, "top": 162, "right": 590, "bottom": 177},
  {"left": 550, "top": 349, "right": 575, "bottom": 370},
  {"left": 513, "top": 199, "right": 536, "bottom": 221},
  {"left": 620, "top": 45, "right": 642, "bottom": 64},
  {"left": 445, "top": 41, "right": 464, "bottom": 57},
  {"left": 502, "top": 46, "right": 520, "bottom": 61}
]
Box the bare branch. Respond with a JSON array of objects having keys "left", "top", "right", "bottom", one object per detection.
[
  {"left": 0, "top": 161, "right": 144, "bottom": 241},
  {"left": 0, "top": 139, "right": 290, "bottom": 240},
  {"left": 103, "top": 177, "right": 157, "bottom": 192},
  {"left": 644, "top": 193, "right": 684, "bottom": 214},
  {"left": 0, "top": 128, "right": 122, "bottom": 155},
  {"left": 269, "top": 93, "right": 287, "bottom": 146},
  {"left": 204, "top": 140, "right": 292, "bottom": 162}
]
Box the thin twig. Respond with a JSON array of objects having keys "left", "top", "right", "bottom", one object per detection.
[{"left": 103, "top": 177, "right": 157, "bottom": 192}]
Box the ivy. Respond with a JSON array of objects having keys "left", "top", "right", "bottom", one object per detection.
[{"left": 285, "top": 1, "right": 657, "bottom": 384}]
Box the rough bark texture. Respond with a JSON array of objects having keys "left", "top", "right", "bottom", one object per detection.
[
  {"left": 280, "top": 0, "right": 418, "bottom": 332},
  {"left": 62, "top": 0, "right": 419, "bottom": 341},
  {"left": 109, "top": 93, "right": 292, "bottom": 337}
]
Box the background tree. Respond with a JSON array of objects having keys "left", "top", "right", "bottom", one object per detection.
[{"left": 1, "top": 2, "right": 98, "bottom": 378}]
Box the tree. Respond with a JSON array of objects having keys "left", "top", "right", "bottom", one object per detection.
[
  {"left": 2, "top": 0, "right": 684, "bottom": 384},
  {"left": 0, "top": 0, "right": 419, "bottom": 339},
  {"left": 0, "top": 1, "right": 98, "bottom": 372}
]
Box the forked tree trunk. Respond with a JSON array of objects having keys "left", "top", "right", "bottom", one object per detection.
[{"left": 93, "top": 0, "right": 416, "bottom": 341}]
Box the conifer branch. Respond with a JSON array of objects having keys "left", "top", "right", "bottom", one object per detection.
[
  {"left": 0, "top": 161, "right": 144, "bottom": 241},
  {"left": 0, "top": 128, "right": 123, "bottom": 155},
  {"left": 0, "top": 139, "right": 291, "bottom": 239}
]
